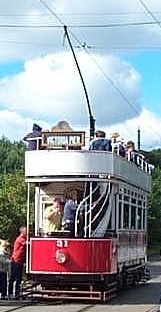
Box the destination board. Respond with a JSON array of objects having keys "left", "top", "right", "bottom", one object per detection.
[{"left": 41, "top": 131, "right": 85, "bottom": 147}]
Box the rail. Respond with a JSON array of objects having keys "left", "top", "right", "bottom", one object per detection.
[
  {"left": 87, "top": 181, "right": 111, "bottom": 229},
  {"left": 24, "top": 137, "right": 153, "bottom": 175},
  {"left": 74, "top": 184, "right": 99, "bottom": 237}
]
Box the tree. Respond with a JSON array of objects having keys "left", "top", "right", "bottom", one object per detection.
[
  {"left": 0, "top": 171, "right": 34, "bottom": 242},
  {"left": 143, "top": 149, "right": 161, "bottom": 168},
  {"left": 0, "top": 136, "right": 25, "bottom": 174},
  {"left": 148, "top": 167, "right": 161, "bottom": 246}
]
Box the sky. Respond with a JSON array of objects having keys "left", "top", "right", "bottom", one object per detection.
[{"left": 1, "top": 0, "right": 161, "bottom": 150}]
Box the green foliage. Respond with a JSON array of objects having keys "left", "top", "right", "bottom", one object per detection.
[
  {"left": 0, "top": 136, "right": 25, "bottom": 174},
  {"left": 144, "top": 149, "right": 161, "bottom": 168},
  {"left": 148, "top": 167, "right": 161, "bottom": 246},
  {"left": 0, "top": 171, "right": 27, "bottom": 242},
  {"left": 0, "top": 136, "right": 34, "bottom": 242}
]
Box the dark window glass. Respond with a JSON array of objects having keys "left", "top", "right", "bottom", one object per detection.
[
  {"left": 119, "top": 202, "right": 122, "bottom": 228},
  {"left": 137, "top": 208, "right": 142, "bottom": 229},
  {"left": 131, "top": 206, "right": 136, "bottom": 229},
  {"left": 123, "top": 203, "right": 129, "bottom": 228}
]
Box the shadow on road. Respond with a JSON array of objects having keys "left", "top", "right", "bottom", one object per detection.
[{"left": 110, "top": 260, "right": 161, "bottom": 306}]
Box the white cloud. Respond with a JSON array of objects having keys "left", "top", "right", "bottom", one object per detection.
[
  {"left": 104, "top": 108, "right": 161, "bottom": 150},
  {"left": 0, "top": 110, "right": 50, "bottom": 142},
  {"left": 0, "top": 52, "right": 141, "bottom": 125}
]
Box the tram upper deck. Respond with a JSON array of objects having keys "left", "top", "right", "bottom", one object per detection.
[
  {"left": 24, "top": 121, "right": 151, "bottom": 192},
  {"left": 25, "top": 149, "right": 151, "bottom": 192}
]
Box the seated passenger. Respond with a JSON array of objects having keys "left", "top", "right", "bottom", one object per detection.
[
  {"left": 23, "top": 123, "right": 42, "bottom": 150},
  {"left": 43, "top": 198, "right": 63, "bottom": 235},
  {"left": 89, "top": 130, "right": 112, "bottom": 151}
]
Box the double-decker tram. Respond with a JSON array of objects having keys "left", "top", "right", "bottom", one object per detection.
[{"left": 24, "top": 120, "right": 151, "bottom": 302}]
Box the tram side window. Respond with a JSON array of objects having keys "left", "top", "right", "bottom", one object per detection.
[
  {"left": 118, "top": 202, "right": 122, "bottom": 229},
  {"left": 137, "top": 207, "right": 142, "bottom": 229},
  {"left": 123, "top": 203, "right": 129, "bottom": 229},
  {"left": 131, "top": 205, "right": 136, "bottom": 229},
  {"left": 143, "top": 208, "right": 146, "bottom": 229}
]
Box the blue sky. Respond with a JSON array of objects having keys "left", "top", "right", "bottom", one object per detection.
[
  {"left": 0, "top": 61, "right": 24, "bottom": 78},
  {"left": 125, "top": 51, "right": 161, "bottom": 113},
  {"left": 0, "top": 0, "right": 161, "bottom": 149}
]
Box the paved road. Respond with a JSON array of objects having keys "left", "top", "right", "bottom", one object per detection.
[{"left": 0, "top": 259, "right": 160, "bottom": 312}]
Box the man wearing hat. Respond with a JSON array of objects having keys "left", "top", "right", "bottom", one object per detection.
[
  {"left": 89, "top": 130, "right": 112, "bottom": 151},
  {"left": 23, "top": 123, "right": 42, "bottom": 150}
]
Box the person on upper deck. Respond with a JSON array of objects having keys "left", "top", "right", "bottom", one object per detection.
[
  {"left": 89, "top": 130, "right": 112, "bottom": 151},
  {"left": 23, "top": 123, "right": 42, "bottom": 150},
  {"left": 125, "top": 141, "right": 138, "bottom": 164},
  {"left": 110, "top": 133, "right": 125, "bottom": 157}
]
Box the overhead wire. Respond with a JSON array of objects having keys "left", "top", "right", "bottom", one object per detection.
[
  {"left": 0, "top": 20, "right": 161, "bottom": 28},
  {"left": 1, "top": 11, "right": 161, "bottom": 16}
]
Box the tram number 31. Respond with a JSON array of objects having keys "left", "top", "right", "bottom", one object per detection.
[{"left": 56, "top": 240, "right": 68, "bottom": 248}]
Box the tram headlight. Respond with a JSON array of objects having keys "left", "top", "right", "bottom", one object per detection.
[{"left": 55, "top": 250, "right": 67, "bottom": 264}]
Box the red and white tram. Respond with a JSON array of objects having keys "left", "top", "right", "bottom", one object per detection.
[{"left": 25, "top": 121, "right": 151, "bottom": 302}]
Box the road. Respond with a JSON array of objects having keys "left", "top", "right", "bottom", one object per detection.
[{"left": 0, "top": 259, "right": 160, "bottom": 312}]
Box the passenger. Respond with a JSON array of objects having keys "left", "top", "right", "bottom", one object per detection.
[
  {"left": 116, "top": 138, "right": 126, "bottom": 157},
  {"left": 0, "top": 239, "right": 10, "bottom": 300},
  {"left": 125, "top": 141, "right": 138, "bottom": 164},
  {"left": 111, "top": 133, "right": 125, "bottom": 156},
  {"left": 23, "top": 123, "right": 42, "bottom": 150},
  {"left": 8, "top": 226, "right": 27, "bottom": 300},
  {"left": 43, "top": 198, "right": 63, "bottom": 235},
  {"left": 89, "top": 130, "right": 112, "bottom": 151},
  {"left": 62, "top": 189, "right": 81, "bottom": 236}
]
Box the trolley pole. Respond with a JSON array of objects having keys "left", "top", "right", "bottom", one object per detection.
[{"left": 64, "top": 25, "right": 95, "bottom": 141}]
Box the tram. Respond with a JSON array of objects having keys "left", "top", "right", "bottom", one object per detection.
[{"left": 24, "top": 120, "right": 151, "bottom": 302}]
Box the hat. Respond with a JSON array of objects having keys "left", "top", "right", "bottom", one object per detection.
[
  {"left": 95, "top": 130, "right": 106, "bottom": 137},
  {"left": 32, "top": 123, "right": 42, "bottom": 132},
  {"left": 126, "top": 141, "right": 135, "bottom": 147}
]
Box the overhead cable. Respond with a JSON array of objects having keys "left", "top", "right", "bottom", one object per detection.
[{"left": 0, "top": 20, "right": 161, "bottom": 28}]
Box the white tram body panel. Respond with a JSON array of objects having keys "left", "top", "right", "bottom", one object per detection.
[{"left": 25, "top": 150, "right": 151, "bottom": 192}]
